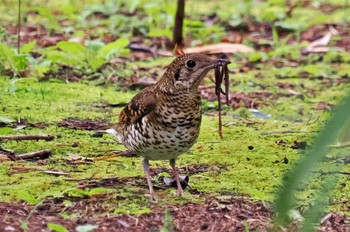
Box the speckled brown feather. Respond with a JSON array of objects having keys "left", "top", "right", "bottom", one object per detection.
[
  {"left": 113, "top": 54, "right": 220, "bottom": 159},
  {"left": 109, "top": 53, "right": 230, "bottom": 199},
  {"left": 118, "top": 88, "right": 156, "bottom": 124}
]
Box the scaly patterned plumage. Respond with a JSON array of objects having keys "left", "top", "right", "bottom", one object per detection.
[{"left": 108, "top": 53, "right": 229, "bottom": 200}]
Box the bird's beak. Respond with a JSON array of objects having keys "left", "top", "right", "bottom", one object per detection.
[
  {"left": 203, "top": 59, "right": 230, "bottom": 71},
  {"left": 213, "top": 59, "right": 231, "bottom": 65}
]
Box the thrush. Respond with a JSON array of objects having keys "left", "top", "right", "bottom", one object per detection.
[{"left": 107, "top": 53, "right": 230, "bottom": 200}]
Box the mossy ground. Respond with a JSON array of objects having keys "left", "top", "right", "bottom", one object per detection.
[
  {"left": 1, "top": 52, "right": 350, "bottom": 217},
  {"left": 1, "top": 1, "right": 350, "bottom": 225}
]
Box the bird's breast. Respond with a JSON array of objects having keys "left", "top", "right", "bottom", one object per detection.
[{"left": 120, "top": 93, "right": 202, "bottom": 160}]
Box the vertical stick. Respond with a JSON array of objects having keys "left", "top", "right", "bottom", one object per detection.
[
  {"left": 17, "top": 0, "right": 21, "bottom": 54},
  {"left": 173, "top": 0, "right": 185, "bottom": 48}
]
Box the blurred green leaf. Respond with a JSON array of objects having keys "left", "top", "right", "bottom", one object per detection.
[
  {"left": 20, "top": 41, "right": 36, "bottom": 54},
  {"left": 0, "top": 43, "right": 17, "bottom": 73},
  {"left": 34, "top": 7, "right": 61, "bottom": 31},
  {"left": 56, "top": 41, "right": 87, "bottom": 61},
  {"left": 0, "top": 42, "right": 15, "bottom": 58},
  {"left": 63, "top": 200, "right": 73, "bottom": 207},
  {"left": 17, "top": 190, "right": 39, "bottom": 204},
  {"left": 85, "top": 40, "right": 105, "bottom": 54},
  {"left": 274, "top": 93, "right": 350, "bottom": 227},
  {"left": 35, "top": 60, "right": 52, "bottom": 77},
  {"left": 13, "top": 54, "right": 28, "bottom": 70},
  {"left": 89, "top": 187, "right": 110, "bottom": 195},
  {"left": 96, "top": 37, "right": 129, "bottom": 59},
  {"left": 148, "top": 28, "right": 172, "bottom": 38},
  {"left": 0, "top": 127, "right": 13, "bottom": 134},
  {"left": 48, "top": 223, "right": 69, "bottom": 232},
  {"left": 259, "top": 6, "right": 286, "bottom": 22},
  {"left": 248, "top": 52, "right": 265, "bottom": 62},
  {"left": 338, "top": 69, "right": 350, "bottom": 77}
]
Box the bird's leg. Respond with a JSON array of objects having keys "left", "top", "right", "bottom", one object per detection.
[
  {"left": 142, "top": 158, "right": 156, "bottom": 200},
  {"left": 170, "top": 159, "right": 184, "bottom": 197}
]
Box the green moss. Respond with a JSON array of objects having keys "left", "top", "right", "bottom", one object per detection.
[
  {"left": 1, "top": 48, "right": 349, "bottom": 217},
  {"left": 1, "top": 0, "right": 350, "bottom": 222}
]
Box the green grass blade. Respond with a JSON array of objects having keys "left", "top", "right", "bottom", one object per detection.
[
  {"left": 301, "top": 175, "right": 338, "bottom": 232},
  {"left": 274, "top": 93, "right": 350, "bottom": 226}
]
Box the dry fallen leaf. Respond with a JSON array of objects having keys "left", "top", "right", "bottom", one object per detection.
[
  {"left": 0, "top": 154, "right": 10, "bottom": 162},
  {"left": 303, "top": 26, "right": 343, "bottom": 53},
  {"left": 185, "top": 43, "right": 254, "bottom": 54},
  {"left": 158, "top": 43, "right": 254, "bottom": 57}
]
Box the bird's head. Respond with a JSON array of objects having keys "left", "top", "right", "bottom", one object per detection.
[{"left": 158, "top": 53, "right": 230, "bottom": 93}]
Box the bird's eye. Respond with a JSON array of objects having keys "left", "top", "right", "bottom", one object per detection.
[{"left": 185, "top": 59, "right": 196, "bottom": 68}]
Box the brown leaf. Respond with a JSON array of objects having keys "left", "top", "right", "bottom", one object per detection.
[{"left": 185, "top": 42, "right": 254, "bottom": 54}]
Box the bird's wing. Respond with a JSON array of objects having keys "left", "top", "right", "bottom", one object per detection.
[{"left": 118, "top": 89, "right": 156, "bottom": 124}]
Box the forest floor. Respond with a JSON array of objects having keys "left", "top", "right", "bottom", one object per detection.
[{"left": 1, "top": 1, "right": 350, "bottom": 231}]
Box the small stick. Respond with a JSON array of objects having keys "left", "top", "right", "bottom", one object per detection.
[
  {"left": 0, "top": 134, "right": 54, "bottom": 141},
  {"left": 316, "top": 171, "right": 350, "bottom": 176},
  {"left": 9, "top": 166, "right": 68, "bottom": 176},
  {"left": 94, "top": 150, "right": 137, "bottom": 160},
  {"left": 10, "top": 166, "right": 43, "bottom": 172},
  {"left": 42, "top": 170, "right": 69, "bottom": 176},
  {"left": 0, "top": 148, "right": 16, "bottom": 161},
  {"left": 15, "top": 149, "right": 52, "bottom": 160},
  {"left": 17, "top": 0, "right": 21, "bottom": 54},
  {"left": 260, "top": 130, "right": 319, "bottom": 135}
]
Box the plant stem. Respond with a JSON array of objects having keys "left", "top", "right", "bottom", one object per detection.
[{"left": 17, "top": 0, "right": 21, "bottom": 54}]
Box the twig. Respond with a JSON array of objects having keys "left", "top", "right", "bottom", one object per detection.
[
  {"left": 94, "top": 150, "right": 137, "bottom": 160},
  {"left": 68, "top": 160, "right": 93, "bottom": 165},
  {"left": 1, "top": 149, "right": 52, "bottom": 161},
  {"left": 65, "top": 177, "right": 99, "bottom": 182},
  {"left": 76, "top": 183, "right": 99, "bottom": 189},
  {"left": 17, "top": 0, "right": 21, "bottom": 54},
  {"left": 9, "top": 166, "right": 68, "bottom": 176},
  {"left": 316, "top": 171, "right": 350, "bottom": 176},
  {"left": 16, "top": 149, "right": 52, "bottom": 160},
  {"left": 173, "top": 0, "right": 185, "bottom": 47},
  {"left": 0, "top": 147, "right": 16, "bottom": 160},
  {"left": 42, "top": 170, "right": 70, "bottom": 176},
  {"left": 10, "top": 166, "right": 43, "bottom": 172},
  {"left": 260, "top": 130, "right": 319, "bottom": 136},
  {"left": 0, "top": 134, "right": 54, "bottom": 141}
]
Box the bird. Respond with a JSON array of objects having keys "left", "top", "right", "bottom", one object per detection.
[{"left": 107, "top": 53, "right": 230, "bottom": 200}]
